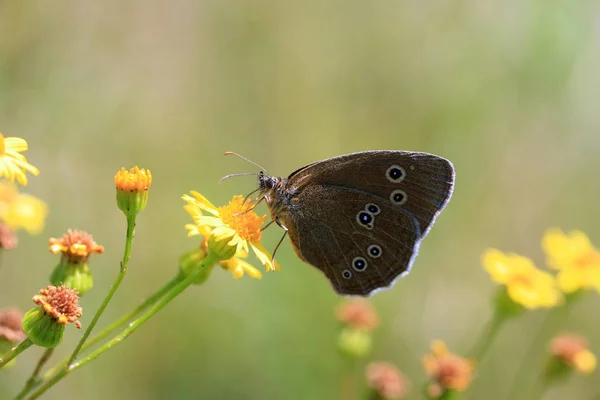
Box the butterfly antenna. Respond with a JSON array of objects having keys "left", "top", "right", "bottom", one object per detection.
[
  {"left": 224, "top": 151, "right": 267, "bottom": 172},
  {"left": 219, "top": 171, "right": 258, "bottom": 184}
]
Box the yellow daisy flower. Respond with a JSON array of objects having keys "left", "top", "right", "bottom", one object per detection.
[
  {"left": 0, "top": 133, "right": 40, "bottom": 185},
  {"left": 183, "top": 200, "right": 262, "bottom": 279},
  {"left": 182, "top": 192, "right": 279, "bottom": 277},
  {"left": 542, "top": 228, "right": 600, "bottom": 293},
  {"left": 482, "top": 248, "right": 562, "bottom": 309},
  {"left": 0, "top": 181, "right": 47, "bottom": 234}
]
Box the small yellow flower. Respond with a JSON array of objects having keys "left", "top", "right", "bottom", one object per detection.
[
  {"left": 183, "top": 200, "right": 263, "bottom": 280},
  {"left": 183, "top": 191, "right": 279, "bottom": 272},
  {"left": 0, "top": 182, "right": 48, "bottom": 234},
  {"left": 550, "top": 334, "right": 597, "bottom": 375},
  {"left": 482, "top": 248, "right": 562, "bottom": 309},
  {"left": 543, "top": 228, "right": 600, "bottom": 293},
  {"left": 0, "top": 133, "right": 39, "bottom": 185},
  {"left": 422, "top": 341, "right": 475, "bottom": 398}
]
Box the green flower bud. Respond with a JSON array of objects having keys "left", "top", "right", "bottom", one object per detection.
[
  {"left": 50, "top": 259, "right": 93, "bottom": 295},
  {"left": 207, "top": 235, "right": 237, "bottom": 261},
  {"left": 22, "top": 308, "right": 65, "bottom": 348},
  {"left": 337, "top": 327, "right": 372, "bottom": 359},
  {"left": 179, "top": 248, "right": 213, "bottom": 285}
]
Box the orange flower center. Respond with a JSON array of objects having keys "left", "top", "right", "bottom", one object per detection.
[
  {"left": 509, "top": 273, "right": 533, "bottom": 287},
  {"left": 575, "top": 249, "right": 600, "bottom": 269},
  {"left": 0, "top": 134, "right": 5, "bottom": 155},
  {"left": 219, "top": 196, "right": 266, "bottom": 242}
]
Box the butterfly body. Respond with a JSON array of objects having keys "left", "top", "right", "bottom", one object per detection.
[{"left": 257, "top": 150, "right": 455, "bottom": 296}]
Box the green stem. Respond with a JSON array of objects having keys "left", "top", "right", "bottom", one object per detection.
[
  {"left": 67, "top": 214, "right": 136, "bottom": 365},
  {"left": 0, "top": 338, "right": 33, "bottom": 368},
  {"left": 469, "top": 310, "right": 506, "bottom": 360},
  {"left": 340, "top": 358, "right": 359, "bottom": 400},
  {"left": 40, "top": 275, "right": 182, "bottom": 383},
  {"left": 505, "top": 303, "right": 570, "bottom": 400},
  {"left": 15, "top": 349, "right": 54, "bottom": 399},
  {"left": 25, "top": 252, "right": 220, "bottom": 400},
  {"left": 529, "top": 374, "right": 551, "bottom": 400}
]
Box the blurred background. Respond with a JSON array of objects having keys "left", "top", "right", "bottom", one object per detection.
[{"left": 1, "top": 1, "right": 600, "bottom": 399}]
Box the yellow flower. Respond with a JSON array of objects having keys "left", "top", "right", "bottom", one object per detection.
[
  {"left": 0, "top": 133, "right": 39, "bottom": 185},
  {"left": 482, "top": 248, "right": 562, "bottom": 309},
  {"left": 114, "top": 166, "right": 152, "bottom": 217},
  {"left": 0, "top": 181, "right": 47, "bottom": 234},
  {"left": 542, "top": 228, "right": 600, "bottom": 293},
  {"left": 183, "top": 192, "right": 279, "bottom": 275},
  {"left": 422, "top": 341, "right": 475, "bottom": 398}
]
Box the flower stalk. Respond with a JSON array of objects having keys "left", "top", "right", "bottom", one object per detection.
[
  {"left": 26, "top": 251, "right": 220, "bottom": 400},
  {"left": 67, "top": 214, "right": 135, "bottom": 365}
]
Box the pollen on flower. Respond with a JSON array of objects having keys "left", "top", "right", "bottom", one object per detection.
[
  {"left": 365, "top": 362, "right": 410, "bottom": 399},
  {"left": 0, "top": 133, "right": 40, "bottom": 186},
  {"left": 550, "top": 334, "right": 597, "bottom": 375},
  {"left": 218, "top": 195, "right": 265, "bottom": 242},
  {"left": 0, "top": 309, "right": 26, "bottom": 342},
  {"left": 114, "top": 166, "right": 152, "bottom": 192},
  {"left": 423, "top": 340, "right": 475, "bottom": 398},
  {"left": 336, "top": 300, "right": 379, "bottom": 332},
  {"left": 49, "top": 229, "right": 104, "bottom": 264},
  {"left": 32, "top": 285, "right": 83, "bottom": 329}
]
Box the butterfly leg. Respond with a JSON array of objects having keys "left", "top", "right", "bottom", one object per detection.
[{"left": 270, "top": 218, "right": 288, "bottom": 265}]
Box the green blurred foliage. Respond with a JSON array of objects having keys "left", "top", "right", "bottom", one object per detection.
[{"left": 1, "top": 1, "right": 600, "bottom": 399}]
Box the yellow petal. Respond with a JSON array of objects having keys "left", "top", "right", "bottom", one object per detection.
[
  {"left": 190, "top": 191, "right": 220, "bottom": 216},
  {"left": 251, "top": 242, "right": 277, "bottom": 271},
  {"left": 195, "top": 216, "right": 225, "bottom": 228},
  {"left": 574, "top": 350, "right": 597, "bottom": 374},
  {"left": 543, "top": 228, "right": 593, "bottom": 270},
  {"left": 3, "top": 137, "right": 28, "bottom": 152}
]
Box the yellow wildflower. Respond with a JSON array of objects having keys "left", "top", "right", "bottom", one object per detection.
[
  {"left": 482, "top": 248, "right": 562, "bottom": 309},
  {"left": 183, "top": 192, "right": 278, "bottom": 278},
  {"left": 0, "top": 181, "right": 47, "bottom": 234},
  {"left": 0, "top": 133, "right": 39, "bottom": 185},
  {"left": 543, "top": 228, "right": 600, "bottom": 293}
]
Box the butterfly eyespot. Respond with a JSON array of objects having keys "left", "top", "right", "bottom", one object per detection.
[
  {"left": 290, "top": 197, "right": 300, "bottom": 206},
  {"left": 356, "top": 211, "right": 374, "bottom": 227},
  {"left": 409, "top": 165, "right": 415, "bottom": 171},
  {"left": 386, "top": 165, "right": 406, "bottom": 183},
  {"left": 365, "top": 203, "right": 380, "bottom": 215},
  {"left": 342, "top": 269, "right": 353, "bottom": 279},
  {"left": 367, "top": 244, "right": 382, "bottom": 258},
  {"left": 390, "top": 189, "right": 407, "bottom": 205},
  {"left": 352, "top": 257, "right": 368, "bottom": 272}
]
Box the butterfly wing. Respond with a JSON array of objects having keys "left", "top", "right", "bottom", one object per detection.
[{"left": 279, "top": 150, "right": 454, "bottom": 296}]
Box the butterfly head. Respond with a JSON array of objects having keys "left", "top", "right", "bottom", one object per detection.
[{"left": 258, "top": 170, "right": 280, "bottom": 192}]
